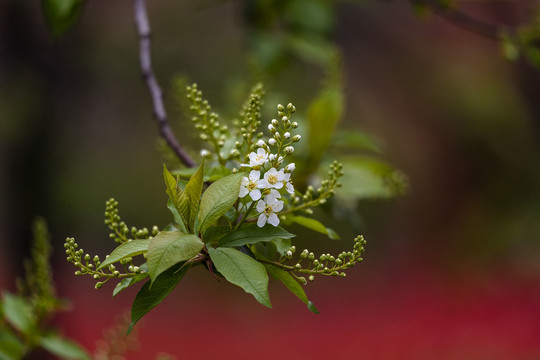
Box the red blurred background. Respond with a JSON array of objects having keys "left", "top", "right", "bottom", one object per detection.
[{"left": 1, "top": 0, "right": 540, "bottom": 358}]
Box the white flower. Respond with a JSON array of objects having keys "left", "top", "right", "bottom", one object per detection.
[
  {"left": 268, "top": 138, "right": 276, "bottom": 146},
  {"left": 282, "top": 173, "right": 295, "bottom": 195},
  {"left": 267, "top": 188, "right": 281, "bottom": 199},
  {"left": 268, "top": 124, "right": 275, "bottom": 132},
  {"left": 284, "top": 146, "right": 294, "bottom": 154},
  {"left": 256, "top": 195, "right": 284, "bottom": 227},
  {"left": 259, "top": 168, "right": 285, "bottom": 189},
  {"left": 268, "top": 154, "right": 276, "bottom": 161},
  {"left": 240, "top": 148, "right": 268, "bottom": 167},
  {"left": 238, "top": 170, "right": 262, "bottom": 201},
  {"left": 257, "top": 140, "right": 266, "bottom": 147},
  {"left": 285, "top": 163, "right": 295, "bottom": 172},
  {"left": 284, "top": 132, "right": 290, "bottom": 139}
]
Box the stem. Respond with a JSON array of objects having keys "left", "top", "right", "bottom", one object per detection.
[
  {"left": 423, "top": 0, "right": 505, "bottom": 41},
  {"left": 133, "top": 0, "right": 196, "bottom": 167},
  {"left": 235, "top": 201, "right": 257, "bottom": 229}
]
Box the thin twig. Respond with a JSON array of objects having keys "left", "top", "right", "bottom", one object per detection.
[
  {"left": 133, "top": 0, "right": 196, "bottom": 167},
  {"left": 424, "top": 0, "right": 506, "bottom": 41}
]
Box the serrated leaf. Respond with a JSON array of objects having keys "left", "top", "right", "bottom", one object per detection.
[
  {"left": 198, "top": 173, "right": 244, "bottom": 234},
  {"left": 167, "top": 199, "right": 187, "bottom": 233},
  {"left": 218, "top": 223, "right": 295, "bottom": 247},
  {"left": 42, "top": 0, "right": 84, "bottom": 36},
  {"left": 265, "top": 264, "right": 319, "bottom": 314},
  {"left": 208, "top": 247, "right": 271, "bottom": 308},
  {"left": 98, "top": 239, "right": 151, "bottom": 270},
  {"left": 163, "top": 164, "right": 177, "bottom": 201},
  {"left": 113, "top": 272, "right": 149, "bottom": 297},
  {"left": 290, "top": 215, "right": 339, "bottom": 240},
  {"left": 39, "top": 335, "right": 91, "bottom": 360},
  {"left": 2, "top": 293, "right": 35, "bottom": 333},
  {"left": 128, "top": 263, "right": 190, "bottom": 334},
  {"left": 147, "top": 232, "right": 203, "bottom": 282},
  {"left": 0, "top": 325, "right": 25, "bottom": 359},
  {"left": 184, "top": 160, "right": 204, "bottom": 231},
  {"left": 164, "top": 164, "right": 190, "bottom": 229}
]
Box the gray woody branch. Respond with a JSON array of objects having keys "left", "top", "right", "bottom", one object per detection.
[{"left": 133, "top": 0, "right": 196, "bottom": 167}]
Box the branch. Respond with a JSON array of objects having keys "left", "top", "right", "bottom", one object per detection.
[
  {"left": 422, "top": 0, "right": 506, "bottom": 41},
  {"left": 133, "top": 0, "right": 196, "bottom": 167}
]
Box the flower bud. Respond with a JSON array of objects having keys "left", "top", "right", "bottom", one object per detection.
[
  {"left": 292, "top": 135, "right": 301, "bottom": 142},
  {"left": 271, "top": 119, "right": 279, "bottom": 126},
  {"left": 277, "top": 104, "right": 285, "bottom": 111},
  {"left": 257, "top": 140, "right": 266, "bottom": 147},
  {"left": 285, "top": 163, "right": 295, "bottom": 172},
  {"left": 268, "top": 138, "right": 276, "bottom": 146},
  {"left": 284, "top": 146, "right": 294, "bottom": 154},
  {"left": 284, "top": 132, "right": 290, "bottom": 139},
  {"left": 268, "top": 124, "right": 276, "bottom": 132}
]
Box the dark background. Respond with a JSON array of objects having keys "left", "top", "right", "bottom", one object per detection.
[{"left": 1, "top": 0, "right": 540, "bottom": 358}]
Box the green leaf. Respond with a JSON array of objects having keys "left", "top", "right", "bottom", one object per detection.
[
  {"left": 265, "top": 264, "right": 319, "bottom": 314},
  {"left": 128, "top": 263, "right": 190, "bottom": 334},
  {"left": 184, "top": 160, "right": 205, "bottom": 231},
  {"left": 218, "top": 224, "right": 295, "bottom": 247},
  {"left": 167, "top": 198, "right": 187, "bottom": 233},
  {"left": 42, "top": 0, "right": 84, "bottom": 36},
  {"left": 203, "top": 225, "right": 231, "bottom": 244},
  {"left": 198, "top": 173, "right": 244, "bottom": 234},
  {"left": 98, "top": 239, "right": 151, "bottom": 270},
  {"left": 307, "top": 86, "right": 343, "bottom": 165},
  {"left": 290, "top": 215, "right": 340, "bottom": 240},
  {"left": 0, "top": 326, "right": 25, "bottom": 360},
  {"left": 147, "top": 232, "right": 203, "bottom": 282},
  {"left": 205, "top": 165, "right": 232, "bottom": 182},
  {"left": 207, "top": 247, "right": 271, "bottom": 308},
  {"left": 2, "top": 293, "right": 35, "bottom": 333},
  {"left": 273, "top": 238, "right": 292, "bottom": 256},
  {"left": 39, "top": 334, "right": 91, "bottom": 360},
  {"left": 163, "top": 164, "right": 190, "bottom": 229},
  {"left": 113, "top": 272, "right": 149, "bottom": 297},
  {"left": 336, "top": 157, "right": 407, "bottom": 201}
]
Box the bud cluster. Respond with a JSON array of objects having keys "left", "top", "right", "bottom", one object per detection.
[
  {"left": 234, "top": 83, "right": 264, "bottom": 159},
  {"left": 290, "top": 161, "right": 344, "bottom": 214},
  {"left": 277, "top": 235, "right": 366, "bottom": 282},
  {"left": 64, "top": 237, "right": 143, "bottom": 289},
  {"left": 104, "top": 198, "right": 159, "bottom": 243},
  {"left": 187, "top": 83, "right": 229, "bottom": 164},
  {"left": 265, "top": 103, "right": 301, "bottom": 167}
]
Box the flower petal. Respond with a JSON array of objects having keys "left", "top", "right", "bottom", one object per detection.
[
  {"left": 250, "top": 189, "right": 262, "bottom": 201},
  {"left": 239, "top": 187, "right": 249, "bottom": 198},
  {"left": 273, "top": 200, "right": 284, "bottom": 212},
  {"left": 249, "top": 170, "right": 261, "bottom": 181},
  {"left": 256, "top": 199, "right": 266, "bottom": 213},
  {"left": 257, "top": 214, "right": 267, "bottom": 227},
  {"left": 267, "top": 213, "right": 280, "bottom": 226}
]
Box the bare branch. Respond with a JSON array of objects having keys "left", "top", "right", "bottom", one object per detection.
[
  {"left": 133, "top": 0, "right": 196, "bottom": 167},
  {"left": 424, "top": 0, "right": 505, "bottom": 41}
]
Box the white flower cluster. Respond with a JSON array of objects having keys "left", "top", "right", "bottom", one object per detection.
[{"left": 238, "top": 147, "right": 296, "bottom": 227}]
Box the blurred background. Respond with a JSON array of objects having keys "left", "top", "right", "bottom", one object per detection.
[{"left": 1, "top": 0, "right": 540, "bottom": 358}]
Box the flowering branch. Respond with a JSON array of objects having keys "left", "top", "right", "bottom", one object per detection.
[{"left": 133, "top": 0, "right": 196, "bottom": 167}]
